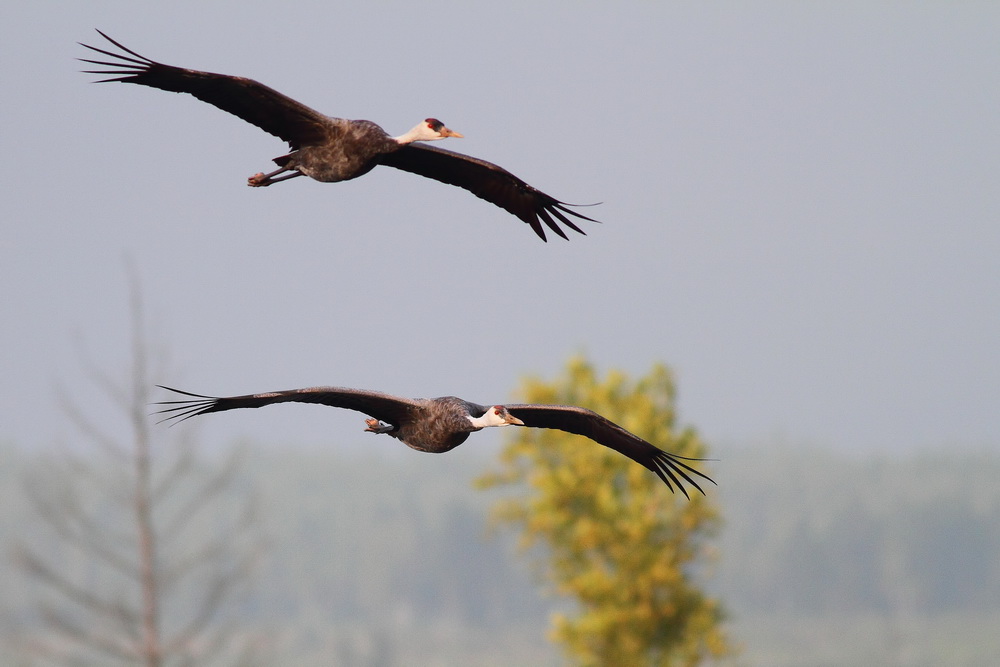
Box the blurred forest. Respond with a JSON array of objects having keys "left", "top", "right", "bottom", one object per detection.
[{"left": 2, "top": 439, "right": 998, "bottom": 666}]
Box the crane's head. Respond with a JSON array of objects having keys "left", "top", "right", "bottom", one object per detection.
[
  {"left": 483, "top": 405, "right": 524, "bottom": 427},
  {"left": 423, "top": 118, "right": 463, "bottom": 139},
  {"left": 395, "top": 118, "right": 464, "bottom": 144}
]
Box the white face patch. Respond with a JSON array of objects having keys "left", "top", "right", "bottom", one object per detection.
[{"left": 468, "top": 408, "right": 509, "bottom": 429}]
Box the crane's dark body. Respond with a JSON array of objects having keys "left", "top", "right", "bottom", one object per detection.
[
  {"left": 78, "top": 30, "right": 599, "bottom": 240},
  {"left": 387, "top": 396, "right": 491, "bottom": 453},
  {"left": 272, "top": 120, "right": 401, "bottom": 184},
  {"left": 156, "top": 385, "right": 715, "bottom": 497}
]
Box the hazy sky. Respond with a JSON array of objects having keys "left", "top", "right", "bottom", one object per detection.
[{"left": 2, "top": 2, "right": 998, "bottom": 455}]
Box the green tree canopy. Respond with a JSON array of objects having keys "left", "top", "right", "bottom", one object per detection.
[{"left": 478, "top": 356, "right": 733, "bottom": 666}]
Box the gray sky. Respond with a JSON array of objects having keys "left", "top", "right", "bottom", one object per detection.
[{"left": 2, "top": 2, "right": 998, "bottom": 455}]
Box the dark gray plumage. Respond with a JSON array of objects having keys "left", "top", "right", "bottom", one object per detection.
[
  {"left": 155, "top": 385, "right": 715, "bottom": 497},
  {"left": 78, "top": 30, "right": 599, "bottom": 241}
]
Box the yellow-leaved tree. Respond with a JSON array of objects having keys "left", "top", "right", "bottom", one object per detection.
[{"left": 477, "top": 356, "right": 733, "bottom": 666}]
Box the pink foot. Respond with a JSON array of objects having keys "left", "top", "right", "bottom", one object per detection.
[
  {"left": 364, "top": 418, "right": 393, "bottom": 434},
  {"left": 247, "top": 173, "right": 268, "bottom": 187}
]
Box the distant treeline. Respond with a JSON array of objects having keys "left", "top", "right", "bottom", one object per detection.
[
  {"left": 3, "top": 441, "right": 998, "bottom": 665},
  {"left": 713, "top": 444, "right": 1000, "bottom": 615}
]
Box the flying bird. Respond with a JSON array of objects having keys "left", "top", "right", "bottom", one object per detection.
[
  {"left": 155, "top": 385, "right": 714, "bottom": 497},
  {"left": 78, "top": 30, "right": 599, "bottom": 241}
]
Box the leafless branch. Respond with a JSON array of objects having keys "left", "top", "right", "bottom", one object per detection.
[
  {"left": 39, "top": 602, "right": 138, "bottom": 661},
  {"left": 164, "top": 547, "right": 259, "bottom": 656},
  {"left": 15, "top": 546, "right": 139, "bottom": 635},
  {"left": 159, "top": 450, "right": 243, "bottom": 543},
  {"left": 14, "top": 268, "right": 262, "bottom": 666},
  {"left": 22, "top": 498, "right": 138, "bottom": 579},
  {"left": 151, "top": 438, "right": 196, "bottom": 503},
  {"left": 56, "top": 385, "right": 130, "bottom": 462}
]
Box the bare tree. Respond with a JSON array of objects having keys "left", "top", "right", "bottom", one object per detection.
[{"left": 11, "top": 274, "right": 264, "bottom": 666}]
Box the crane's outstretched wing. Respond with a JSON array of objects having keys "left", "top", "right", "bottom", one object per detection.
[
  {"left": 379, "top": 143, "right": 600, "bottom": 241},
  {"left": 79, "top": 30, "right": 331, "bottom": 150},
  {"left": 154, "top": 385, "right": 421, "bottom": 428},
  {"left": 504, "top": 404, "right": 715, "bottom": 497}
]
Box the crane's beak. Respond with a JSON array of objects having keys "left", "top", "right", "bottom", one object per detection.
[
  {"left": 441, "top": 127, "right": 464, "bottom": 138},
  {"left": 505, "top": 414, "right": 524, "bottom": 426}
]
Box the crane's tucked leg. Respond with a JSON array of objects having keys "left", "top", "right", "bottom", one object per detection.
[
  {"left": 364, "top": 418, "right": 394, "bottom": 434},
  {"left": 247, "top": 166, "right": 303, "bottom": 187}
]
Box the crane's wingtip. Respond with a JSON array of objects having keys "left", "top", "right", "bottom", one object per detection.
[
  {"left": 651, "top": 450, "right": 716, "bottom": 496},
  {"left": 155, "top": 384, "right": 218, "bottom": 399}
]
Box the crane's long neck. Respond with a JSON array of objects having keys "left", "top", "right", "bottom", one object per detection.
[
  {"left": 466, "top": 414, "right": 494, "bottom": 430},
  {"left": 467, "top": 406, "right": 520, "bottom": 430},
  {"left": 392, "top": 119, "right": 462, "bottom": 145},
  {"left": 392, "top": 123, "right": 432, "bottom": 145}
]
